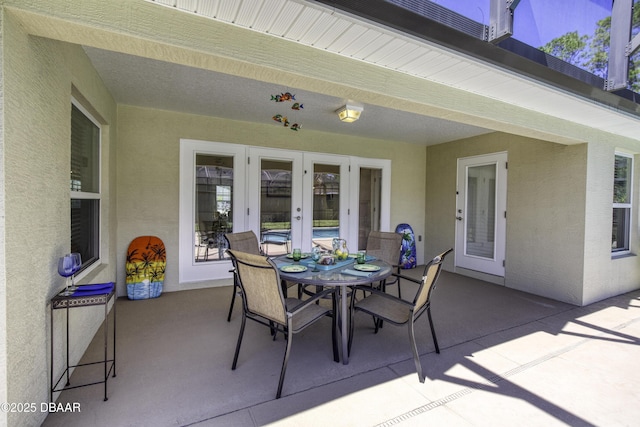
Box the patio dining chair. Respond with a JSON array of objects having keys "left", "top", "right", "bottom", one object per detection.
[
  {"left": 224, "top": 231, "right": 262, "bottom": 322},
  {"left": 349, "top": 248, "right": 453, "bottom": 383},
  {"left": 227, "top": 249, "right": 334, "bottom": 399},
  {"left": 365, "top": 231, "right": 403, "bottom": 297},
  {"left": 260, "top": 229, "right": 291, "bottom": 256}
]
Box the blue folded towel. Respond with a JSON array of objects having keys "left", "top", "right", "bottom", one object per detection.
[
  {"left": 72, "top": 282, "right": 114, "bottom": 296},
  {"left": 342, "top": 269, "right": 372, "bottom": 277}
]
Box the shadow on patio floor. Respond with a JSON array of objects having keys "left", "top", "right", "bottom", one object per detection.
[{"left": 43, "top": 270, "right": 640, "bottom": 426}]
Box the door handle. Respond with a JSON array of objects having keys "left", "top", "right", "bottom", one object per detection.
[
  {"left": 295, "top": 216, "right": 301, "bottom": 220},
  {"left": 456, "top": 216, "right": 463, "bottom": 221}
]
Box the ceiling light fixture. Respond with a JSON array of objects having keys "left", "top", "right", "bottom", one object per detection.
[{"left": 335, "top": 104, "right": 363, "bottom": 123}]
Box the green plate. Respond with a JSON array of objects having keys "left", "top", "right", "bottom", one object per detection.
[
  {"left": 280, "top": 264, "right": 308, "bottom": 273},
  {"left": 353, "top": 264, "right": 381, "bottom": 272}
]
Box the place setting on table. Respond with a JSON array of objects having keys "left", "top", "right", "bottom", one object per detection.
[
  {"left": 278, "top": 248, "right": 309, "bottom": 273},
  {"left": 274, "top": 239, "right": 381, "bottom": 278}
]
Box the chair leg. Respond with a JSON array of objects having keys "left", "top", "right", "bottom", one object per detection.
[
  {"left": 427, "top": 306, "right": 440, "bottom": 354},
  {"left": 408, "top": 319, "right": 425, "bottom": 383},
  {"left": 227, "top": 283, "right": 238, "bottom": 322},
  {"left": 232, "top": 313, "right": 247, "bottom": 370},
  {"left": 277, "top": 327, "right": 293, "bottom": 399}
]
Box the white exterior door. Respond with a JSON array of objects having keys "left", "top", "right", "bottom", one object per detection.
[{"left": 455, "top": 152, "right": 507, "bottom": 277}]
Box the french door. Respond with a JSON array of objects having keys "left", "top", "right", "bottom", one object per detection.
[
  {"left": 455, "top": 152, "right": 507, "bottom": 277},
  {"left": 247, "top": 148, "right": 350, "bottom": 253},
  {"left": 247, "top": 148, "right": 304, "bottom": 254},
  {"left": 302, "top": 153, "right": 350, "bottom": 252},
  {"left": 180, "top": 140, "right": 390, "bottom": 284}
]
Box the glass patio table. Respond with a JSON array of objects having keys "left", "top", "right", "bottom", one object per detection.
[{"left": 275, "top": 256, "right": 393, "bottom": 364}]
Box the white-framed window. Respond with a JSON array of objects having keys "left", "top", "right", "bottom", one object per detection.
[
  {"left": 70, "top": 99, "right": 101, "bottom": 270},
  {"left": 612, "top": 152, "right": 633, "bottom": 254}
]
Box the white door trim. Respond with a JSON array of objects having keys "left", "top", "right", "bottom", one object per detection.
[{"left": 455, "top": 152, "right": 507, "bottom": 278}]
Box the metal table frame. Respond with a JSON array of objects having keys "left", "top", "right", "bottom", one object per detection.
[
  {"left": 50, "top": 286, "right": 116, "bottom": 402},
  {"left": 277, "top": 257, "right": 392, "bottom": 364}
]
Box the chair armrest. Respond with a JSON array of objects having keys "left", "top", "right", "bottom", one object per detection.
[
  {"left": 382, "top": 265, "right": 402, "bottom": 285},
  {"left": 390, "top": 273, "right": 422, "bottom": 285},
  {"left": 352, "top": 285, "right": 414, "bottom": 307},
  {"left": 287, "top": 288, "right": 335, "bottom": 315}
]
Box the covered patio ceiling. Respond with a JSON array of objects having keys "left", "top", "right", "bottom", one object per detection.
[
  {"left": 15, "top": 0, "right": 640, "bottom": 146},
  {"left": 82, "top": 46, "right": 493, "bottom": 145},
  {"left": 99, "top": 0, "right": 640, "bottom": 146}
]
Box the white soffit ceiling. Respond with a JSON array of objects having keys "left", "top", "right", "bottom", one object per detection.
[
  {"left": 145, "top": 0, "right": 640, "bottom": 143},
  {"left": 84, "top": 44, "right": 490, "bottom": 145}
]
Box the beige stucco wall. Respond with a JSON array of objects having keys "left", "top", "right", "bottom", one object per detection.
[
  {"left": 2, "top": 12, "right": 117, "bottom": 426},
  {"left": 0, "top": 7, "right": 6, "bottom": 421},
  {"left": 428, "top": 132, "right": 640, "bottom": 306},
  {"left": 116, "top": 105, "right": 427, "bottom": 294},
  {"left": 427, "top": 133, "right": 589, "bottom": 305},
  {"left": 505, "top": 138, "right": 588, "bottom": 304},
  {"left": 582, "top": 142, "right": 640, "bottom": 305}
]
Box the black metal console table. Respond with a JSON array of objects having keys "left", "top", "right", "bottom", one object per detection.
[{"left": 50, "top": 283, "right": 116, "bottom": 402}]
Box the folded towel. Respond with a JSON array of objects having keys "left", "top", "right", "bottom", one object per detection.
[
  {"left": 72, "top": 282, "right": 115, "bottom": 296},
  {"left": 342, "top": 269, "right": 372, "bottom": 277},
  {"left": 76, "top": 282, "right": 114, "bottom": 291}
]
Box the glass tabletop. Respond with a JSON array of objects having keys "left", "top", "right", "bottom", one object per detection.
[{"left": 274, "top": 256, "right": 392, "bottom": 286}]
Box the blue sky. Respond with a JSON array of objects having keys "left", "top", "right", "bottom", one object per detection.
[{"left": 431, "top": 0, "right": 611, "bottom": 47}]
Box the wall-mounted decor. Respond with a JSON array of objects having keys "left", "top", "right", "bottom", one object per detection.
[
  {"left": 271, "top": 92, "right": 296, "bottom": 102},
  {"left": 271, "top": 91, "right": 303, "bottom": 131}
]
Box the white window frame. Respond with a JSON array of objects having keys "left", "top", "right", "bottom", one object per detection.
[
  {"left": 612, "top": 151, "right": 633, "bottom": 255},
  {"left": 70, "top": 97, "right": 102, "bottom": 277}
]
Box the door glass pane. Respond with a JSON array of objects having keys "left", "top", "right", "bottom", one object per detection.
[
  {"left": 195, "top": 154, "right": 233, "bottom": 262},
  {"left": 466, "top": 164, "right": 496, "bottom": 259},
  {"left": 358, "top": 168, "right": 382, "bottom": 250},
  {"left": 312, "top": 164, "right": 340, "bottom": 250},
  {"left": 261, "top": 160, "right": 292, "bottom": 255}
]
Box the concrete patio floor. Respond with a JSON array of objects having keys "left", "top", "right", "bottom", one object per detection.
[{"left": 43, "top": 268, "right": 640, "bottom": 426}]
